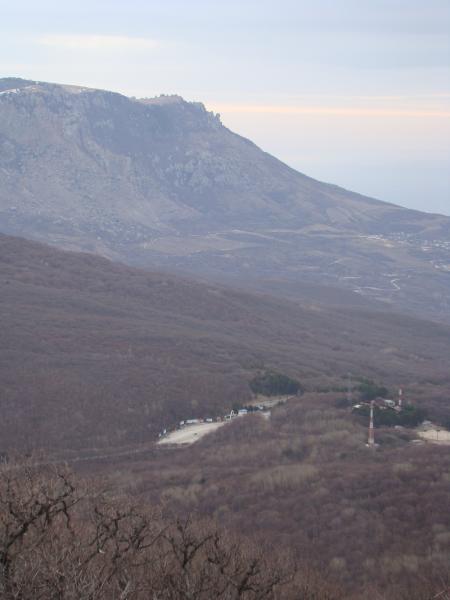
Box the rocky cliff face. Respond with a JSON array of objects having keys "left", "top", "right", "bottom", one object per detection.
[{"left": 1, "top": 78, "right": 449, "bottom": 321}]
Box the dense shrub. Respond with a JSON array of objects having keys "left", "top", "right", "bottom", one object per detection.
[
  {"left": 249, "top": 370, "right": 303, "bottom": 396},
  {"left": 358, "top": 379, "right": 389, "bottom": 401}
]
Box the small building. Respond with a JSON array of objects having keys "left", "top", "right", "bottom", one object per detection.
[
  {"left": 238, "top": 409, "right": 248, "bottom": 416},
  {"left": 382, "top": 399, "right": 396, "bottom": 408}
]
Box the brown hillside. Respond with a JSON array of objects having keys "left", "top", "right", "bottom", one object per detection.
[{"left": 1, "top": 233, "right": 449, "bottom": 452}]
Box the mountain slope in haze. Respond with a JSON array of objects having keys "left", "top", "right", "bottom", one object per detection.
[
  {"left": 1, "top": 233, "right": 450, "bottom": 453},
  {"left": 0, "top": 78, "right": 449, "bottom": 321}
]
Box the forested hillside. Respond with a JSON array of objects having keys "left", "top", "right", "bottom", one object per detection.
[{"left": 1, "top": 233, "right": 449, "bottom": 452}]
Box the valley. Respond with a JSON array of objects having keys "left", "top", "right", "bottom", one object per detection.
[{"left": 133, "top": 227, "right": 450, "bottom": 320}]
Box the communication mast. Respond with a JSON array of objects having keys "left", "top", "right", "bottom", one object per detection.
[
  {"left": 398, "top": 388, "right": 403, "bottom": 408},
  {"left": 367, "top": 400, "right": 375, "bottom": 447}
]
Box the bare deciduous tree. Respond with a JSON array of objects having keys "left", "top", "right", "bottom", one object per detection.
[{"left": 0, "top": 457, "right": 343, "bottom": 600}]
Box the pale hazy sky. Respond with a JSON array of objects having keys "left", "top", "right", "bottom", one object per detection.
[{"left": 1, "top": 0, "right": 449, "bottom": 215}]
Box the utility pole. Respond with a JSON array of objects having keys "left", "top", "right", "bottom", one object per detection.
[{"left": 367, "top": 400, "right": 375, "bottom": 447}]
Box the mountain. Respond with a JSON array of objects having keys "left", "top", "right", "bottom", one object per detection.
[
  {"left": 0, "top": 78, "right": 449, "bottom": 321},
  {"left": 1, "top": 233, "right": 449, "bottom": 453}
]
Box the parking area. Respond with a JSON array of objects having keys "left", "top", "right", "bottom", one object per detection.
[{"left": 158, "top": 421, "right": 227, "bottom": 445}]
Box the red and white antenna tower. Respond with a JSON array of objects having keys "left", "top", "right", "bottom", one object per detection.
[
  {"left": 367, "top": 400, "right": 375, "bottom": 447},
  {"left": 398, "top": 388, "right": 403, "bottom": 408}
]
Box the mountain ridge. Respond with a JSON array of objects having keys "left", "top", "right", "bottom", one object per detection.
[{"left": 1, "top": 77, "right": 449, "bottom": 321}]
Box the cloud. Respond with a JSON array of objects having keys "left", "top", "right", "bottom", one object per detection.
[
  {"left": 209, "top": 103, "right": 450, "bottom": 119},
  {"left": 37, "top": 34, "right": 159, "bottom": 52}
]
